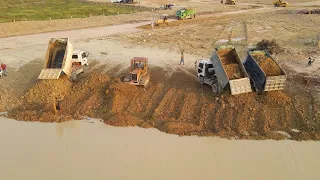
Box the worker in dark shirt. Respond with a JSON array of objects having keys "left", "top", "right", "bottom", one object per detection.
[{"left": 308, "top": 57, "right": 315, "bottom": 66}]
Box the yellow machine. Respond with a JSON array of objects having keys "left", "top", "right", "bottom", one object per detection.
[
  {"left": 123, "top": 57, "right": 150, "bottom": 87},
  {"left": 225, "top": 0, "right": 236, "bottom": 5},
  {"left": 152, "top": 14, "right": 169, "bottom": 26},
  {"left": 273, "top": 0, "right": 288, "bottom": 7}
]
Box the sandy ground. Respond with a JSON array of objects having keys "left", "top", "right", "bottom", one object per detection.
[
  {"left": 0, "top": 1, "right": 260, "bottom": 37},
  {"left": 0, "top": 0, "right": 319, "bottom": 140}
]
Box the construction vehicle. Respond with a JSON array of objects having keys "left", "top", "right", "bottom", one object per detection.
[
  {"left": 70, "top": 49, "right": 90, "bottom": 77},
  {"left": 176, "top": 8, "right": 196, "bottom": 20},
  {"left": 123, "top": 57, "right": 150, "bottom": 87},
  {"left": 243, "top": 50, "right": 286, "bottom": 94},
  {"left": 152, "top": 14, "right": 169, "bottom": 26},
  {"left": 38, "top": 38, "right": 89, "bottom": 80},
  {"left": 161, "top": 4, "right": 174, "bottom": 10},
  {"left": 273, "top": 0, "right": 288, "bottom": 7},
  {"left": 225, "top": 0, "right": 236, "bottom": 5},
  {"left": 197, "top": 45, "right": 252, "bottom": 95}
]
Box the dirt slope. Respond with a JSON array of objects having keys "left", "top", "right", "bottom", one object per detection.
[{"left": 7, "top": 67, "right": 320, "bottom": 140}]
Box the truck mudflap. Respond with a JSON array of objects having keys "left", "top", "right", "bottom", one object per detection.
[
  {"left": 229, "top": 78, "right": 252, "bottom": 95},
  {"left": 38, "top": 69, "right": 62, "bottom": 79}
]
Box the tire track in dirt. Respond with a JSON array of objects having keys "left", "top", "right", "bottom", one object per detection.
[
  {"left": 200, "top": 97, "right": 219, "bottom": 132},
  {"left": 212, "top": 103, "right": 227, "bottom": 133},
  {"left": 144, "top": 83, "right": 166, "bottom": 119},
  {"left": 153, "top": 87, "right": 177, "bottom": 121},
  {"left": 178, "top": 92, "right": 201, "bottom": 124}
]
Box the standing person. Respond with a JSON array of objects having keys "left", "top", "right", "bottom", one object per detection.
[
  {"left": 308, "top": 57, "right": 315, "bottom": 66},
  {"left": 179, "top": 51, "right": 184, "bottom": 65},
  {"left": 163, "top": 15, "right": 168, "bottom": 25},
  {"left": 151, "top": 22, "right": 154, "bottom": 31},
  {"left": 0, "top": 63, "right": 7, "bottom": 76},
  {"left": 220, "top": 0, "right": 223, "bottom": 4}
]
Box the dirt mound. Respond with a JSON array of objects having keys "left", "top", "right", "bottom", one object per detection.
[
  {"left": 256, "top": 39, "right": 283, "bottom": 54},
  {"left": 24, "top": 76, "right": 72, "bottom": 111},
  {"left": 218, "top": 49, "right": 237, "bottom": 65},
  {"left": 59, "top": 73, "right": 110, "bottom": 119},
  {"left": 6, "top": 68, "right": 320, "bottom": 140},
  {"left": 217, "top": 49, "right": 243, "bottom": 79},
  {"left": 252, "top": 54, "right": 282, "bottom": 76},
  {"left": 9, "top": 73, "right": 110, "bottom": 122}
]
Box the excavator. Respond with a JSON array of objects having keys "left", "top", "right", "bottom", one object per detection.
[
  {"left": 273, "top": 0, "right": 288, "bottom": 7},
  {"left": 123, "top": 57, "right": 150, "bottom": 87}
]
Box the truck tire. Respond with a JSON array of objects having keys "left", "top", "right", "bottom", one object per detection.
[
  {"left": 199, "top": 76, "right": 204, "bottom": 85},
  {"left": 212, "top": 83, "right": 221, "bottom": 94}
]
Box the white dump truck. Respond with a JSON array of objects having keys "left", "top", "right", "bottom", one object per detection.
[
  {"left": 38, "top": 38, "right": 89, "bottom": 80},
  {"left": 197, "top": 45, "right": 252, "bottom": 95}
]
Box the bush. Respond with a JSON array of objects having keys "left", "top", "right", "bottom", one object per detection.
[{"left": 256, "top": 39, "right": 283, "bottom": 54}]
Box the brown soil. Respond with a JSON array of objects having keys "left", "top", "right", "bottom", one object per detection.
[
  {"left": 224, "top": 64, "right": 242, "bottom": 80},
  {"left": 9, "top": 73, "right": 109, "bottom": 122},
  {"left": 6, "top": 67, "right": 320, "bottom": 141},
  {"left": 218, "top": 49, "right": 243, "bottom": 79},
  {"left": 252, "top": 54, "right": 282, "bottom": 76}
]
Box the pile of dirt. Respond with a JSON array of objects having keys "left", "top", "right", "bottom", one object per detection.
[
  {"left": 256, "top": 39, "right": 283, "bottom": 54},
  {"left": 218, "top": 49, "right": 237, "bottom": 65},
  {"left": 252, "top": 54, "right": 282, "bottom": 76},
  {"left": 9, "top": 73, "right": 110, "bottom": 122},
  {"left": 9, "top": 77, "right": 72, "bottom": 122},
  {"left": 59, "top": 73, "right": 110, "bottom": 119},
  {"left": 224, "top": 64, "right": 242, "bottom": 80},
  {"left": 6, "top": 68, "right": 320, "bottom": 140},
  {"left": 217, "top": 49, "right": 243, "bottom": 79}
]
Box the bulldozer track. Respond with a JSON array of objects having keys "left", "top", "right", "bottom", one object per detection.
[{"left": 215, "top": 21, "right": 247, "bottom": 44}]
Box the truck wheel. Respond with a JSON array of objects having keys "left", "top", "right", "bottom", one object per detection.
[{"left": 199, "top": 76, "right": 204, "bottom": 85}]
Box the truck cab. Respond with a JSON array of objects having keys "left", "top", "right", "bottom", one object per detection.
[
  {"left": 72, "top": 50, "right": 89, "bottom": 66},
  {"left": 197, "top": 59, "right": 219, "bottom": 92}
]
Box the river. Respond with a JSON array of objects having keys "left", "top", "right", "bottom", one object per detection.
[{"left": 0, "top": 117, "right": 319, "bottom": 180}]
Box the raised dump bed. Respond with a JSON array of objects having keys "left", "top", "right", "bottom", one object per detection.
[
  {"left": 243, "top": 50, "right": 286, "bottom": 93},
  {"left": 211, "top": 45, "right": 252, "bottom": 95},
  {"left": 38, "top": 38, "right": 74, "bottom": 79}
]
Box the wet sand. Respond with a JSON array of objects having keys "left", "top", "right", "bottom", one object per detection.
[{"left": 0, "top": 116, "right": 320, "bottom": 180}]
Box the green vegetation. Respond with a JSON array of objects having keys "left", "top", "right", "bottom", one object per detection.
[{"left": 0, "top": 0, "right": 144, "bottom": 23}]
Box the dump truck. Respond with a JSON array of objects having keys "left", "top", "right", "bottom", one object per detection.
[
  {"left": 123, "top": 57, "right": 150, "bottom": 87},
  {"left": 273, "top": 0, "right": 288, "bottom": 7},
  {"left": 176, "top": 8, "right": 196, "bottom": 20},
  {"left": 243, "top": 50, "right": 286, "bottom": 94},
  {"left": 197, "top": 45, "right": 252, "bottom": 95},
  {"left": 38, "top": 38, "right": 88, "bottom": 80}
]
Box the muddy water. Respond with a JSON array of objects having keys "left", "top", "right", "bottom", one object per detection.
[{"left": 0, "top": 117, "right": 320, "bottom": 180}]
